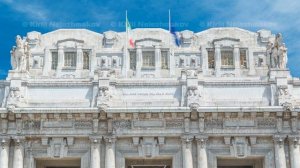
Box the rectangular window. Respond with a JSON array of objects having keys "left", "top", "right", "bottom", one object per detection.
[
  {"left": 221, "top": 49, "right": 234, "bottom": 67},
  {"left": 207, "top": 48, "right": 215, "bottom": 69},
  {"left": 64, "top": 52, "right": 77, "bottom": 68},
  {"left": 83, "top": 51, "right": 90, "bottom": 70},
  {"left": 240, "top": 49, "right": 247, "bottom": 68},
  {"left": 161, "top": 51, "right": 168, "bottom": 69},
  {"left": 142, "top": 51, "right": 155, "bottom": 68},
  {"left": 130, "top": 51, "right": 136, "bottom": 70},
  {"left": 51, "top": 52, "right": 58, "bottom": 70}
]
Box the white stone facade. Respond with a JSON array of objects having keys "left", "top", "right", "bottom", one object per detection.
[{"left": 0, "top": 27, "right": 300, "bottom": 167}]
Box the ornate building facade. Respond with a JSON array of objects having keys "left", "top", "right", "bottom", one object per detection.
[{"left": 0, "top": 27, "right": 299, "bottom": 168}]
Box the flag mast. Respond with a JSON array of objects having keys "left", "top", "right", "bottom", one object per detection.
[
  {"left": 124, "top": 10, "right": 128, "bottom": 77},
  {"left": 169, "top": 9, "right": 171, "bottom": 32}
]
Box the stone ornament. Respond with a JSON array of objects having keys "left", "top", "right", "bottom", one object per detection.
[
  {"left": 10, "top": 35, "right": 30, "bottom": 72},
  {"left": 268, "top": 33, "right": 288, "bottom": 69}
]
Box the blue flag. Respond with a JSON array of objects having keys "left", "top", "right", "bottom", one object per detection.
[{"left": 170, "top": 26, "right": 180, "bottom": 46}]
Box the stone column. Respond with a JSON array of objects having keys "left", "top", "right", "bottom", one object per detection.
[
  {"left": 196, "top": 136, "right": 208, "bottom": 168},
  {"left": 0, "top": 138, "right": 10, "bottom": 168},
  {"left": 13, "top": 138, "right": 24, "bottom": 168},
  {"left": 42, "top": 47, "right": 51, "bottom": 76},
  {"left": 90, "top": 137, "right": 101, "bottom": 168},
  {"left": 214, "top": 44, "right": 221, "bottom": 77},
  {"left": 201, "top": 45, "right": 209, "bottom": 76},
  {"left": 288, "top": 136, "right": 300, "bottom": 168},
  {"left": 274, "top": 135, "right": 287, "bottom": 168},
  {"left": 182, "top": 137, "right": 193, "bottom": 168},
  {"left": 234, "top": 45, "right": 240, "bottom": 77},
  {"left": 76, "top": 44, "right": 83, "bottom": 71},
  {"left": 155, "top": 45, "right": 161, "bottom": 77},
  {"left": 105, "top": 137, "right": 116, "bottom": 168},
  {"left": 248, "top": 48, "right": 256, "bottom": 76},
  {"left": 136, "top": 45, "right": 142, "bottom": 78},
  {"left": 56, "top": 44, "right": 64, "bottom": 76},
  {"left": 169, "top": 47, "right": 175, "bottom": 77}
]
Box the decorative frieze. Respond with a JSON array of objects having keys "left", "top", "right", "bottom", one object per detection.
[
  {"left": 257, "top": 118, "right": 277, "bottom": 128},
  {"left": 23, "top": 120, "right": 41, "bottom": 130},
  {"left": 205, "top": 119, "right": 223, "bottom": 129},
  {"left": 166, "top": 119, "right": 184, "bottom": 128},
  {"left": 74, "top": 120, "right": 93, "bottom": 129},
  {"left": 112, "top": 120, "right": 131, "bottom": 129}
]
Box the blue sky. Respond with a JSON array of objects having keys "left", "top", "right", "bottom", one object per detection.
[{"left": 0, "top": 0, "right": 299, "bottom": 78}]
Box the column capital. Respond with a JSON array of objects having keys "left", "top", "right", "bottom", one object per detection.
[
  {"left": 104, "top": 135, "right": 116, "bottom": 145},
  {"left": 196, "top": 135, "right": 208, "bottom": 149},
  {"left": 0, "top": 137, "right": 10, "bottom": 147},
  {"left": 288, "top": 135, "right": 300, "bottom": 147},
  {"left": 273, "top": 134, "right": 287, "bottom": 147},
  {"left": 89, "top": 136, "right": 102, "bottom": 144},
  {"left": 12, "top": 136, "right": 25, "bottom": 146},
  {"left": 181, "top": 135, "right": 194, "bottom": 146}
]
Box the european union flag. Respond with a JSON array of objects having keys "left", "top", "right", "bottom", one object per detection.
[{"left": 170, "top": 26, "right": 180, "bottom": 46}]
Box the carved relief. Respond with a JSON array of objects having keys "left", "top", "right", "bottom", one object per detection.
[
  {"left": 6, "top": 87, "right": 25, "bottom": 111},
  {"left": 97, "top": 86, "right": 111, "bottom": 112},
  {"left": 230, "top": 137, "right": 250, "bottom": 158},
  {"left": 166, "top": 120, "right": 184, "bottom": 128},
  {"left": 23, "top": 120, "right": 41, "bottom": 130},
  {"left": 74, "top": 120, "right": 93, "bottom": 129},
  {"left": 257, "top": 118, "right": 276, "bottom": 128},
  {"left": 112, "top": 120, "right": 131, "bottom": 129},
  {"left": 186, "top": 86, "right": 201, "bottom": 109},
  {"left": 205, "top": 119, "right": 223, "bottom": 129}
]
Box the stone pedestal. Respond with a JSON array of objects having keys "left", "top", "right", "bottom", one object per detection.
[
  {"left": 7, "top": 70, "right": 29, "bottom": 80},
  {"left": 269, "top": 69, "right": 291, "bottom": 79},
  {"left": 0, "top": 138, "right": 10, "bottom": 168}
]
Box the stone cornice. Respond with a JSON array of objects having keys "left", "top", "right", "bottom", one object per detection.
[{"left": 0, "top": 106, "right": 296, "bottom": 114}]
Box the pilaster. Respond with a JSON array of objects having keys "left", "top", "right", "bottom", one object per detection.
[
  {"left": 0, "top": 137, "right": 10, "bottom": 168},
  {"left": 196, "top": 136, "right": 208, "bottom": 168},
  {"left": 155, "top": 45, "right": 161, "bottom": 77},
  {"left": 181, "top": 136, "right": 194, "bottom": 168},
  {"left": 90, "top": 137, "right": 101, "bottom": 168},
  {"left": 288, "top": 135, "right": 300, "bottom": 168},
  {"left": 273, "top": 135, "right": 287, "bottom": 168},
  {"left": 42, "top": 47, "right": 51, "bottom": 76},
  {"left": 13, "top": 137, "right": 25, "bottom": 168},
  {"left": 214, "top": 44, "right": 221, "bottom": 77},
  {"left": 136, "top": 45, "right": 142, "bottom": 78},
  {"left": 234, "top": 45, "right": 240, "bottom": 77},
  {"left": 104, "top": 136, "right": 116, "bottom": 168}
]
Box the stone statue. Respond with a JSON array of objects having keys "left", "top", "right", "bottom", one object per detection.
[
  {"left": 10, "top": 35, "right": 30, "bottom": 72},
  {"left": 269, "top": 33, "right": 288, "bottom": 69}
]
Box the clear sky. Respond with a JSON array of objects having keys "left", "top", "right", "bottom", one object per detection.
[{"left": 0, "top": 0, "right": 299, "bottom": 79}]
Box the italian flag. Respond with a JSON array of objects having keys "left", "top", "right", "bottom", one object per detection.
[{"left": 126, "top": 16, "right": 134, "bottom": 48}]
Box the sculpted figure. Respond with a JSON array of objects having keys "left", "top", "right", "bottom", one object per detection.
[
  {"left": 10, "top": 35, "right": 30, "bottom": 71},
  {"left": 269, "top": 33, "right": 287, "bottom": 69}
]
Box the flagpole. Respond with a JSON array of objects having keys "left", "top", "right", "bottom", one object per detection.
[
  {"left": 168, "top": 9, "right": 171, "bottom": 32},
  {"left": 124, "top": 10, "right": 128, "bottom": 77}
]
